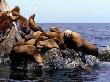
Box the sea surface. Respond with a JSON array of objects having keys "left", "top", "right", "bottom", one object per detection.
[{"left": 0, "top": 23, "right": 110, "bottom": 82}]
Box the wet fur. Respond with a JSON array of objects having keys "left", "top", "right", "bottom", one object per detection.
[
  {"left": 64, "top": 32, "right": 98, "bottom": 56},
  {"left": 29, "top": 14, "right": 43, "bottom": 32},
  {"left": 12, "top": 45, "right": 43, "bottom": 64}
]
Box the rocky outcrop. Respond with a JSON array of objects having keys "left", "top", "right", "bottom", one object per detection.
[
  {"left": 8, "top": 48, "right": 100, "bottom": 71},
  {"left": 0, "top": 27, "right": 18, "bottom": 62},
  {"left": 98, "top": 46, "right": 110, "bottom": 61},
  {"left": 43, "top": 48, "right": 100, "bottom": 70}
]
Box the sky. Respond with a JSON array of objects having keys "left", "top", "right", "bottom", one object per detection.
[{"left": 7, "top": 0, "right": 110, "bottom": 23}]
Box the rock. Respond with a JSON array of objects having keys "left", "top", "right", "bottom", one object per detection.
[
  {"left": 60, "top": 49, "right": 78, "bottom": 59},
  {"left": 0, "top": 26, "right": 18, "bottom": 61},
  {"left": 44, "top": 48, "right": 65, "bottom": 69},
  {"left": 98, "top": 46, "right": 110, "bottom": 61},
  {"left": 85, "top": 55, "right": 100, "bottom": 68},
  {"left": 43, "top": 48, "right": 100, "bottom": 70}
]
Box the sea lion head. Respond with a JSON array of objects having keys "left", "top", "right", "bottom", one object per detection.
[
  {"left": 29, "top": 14, "right": 35, "bottom": 19},
  {"left": 13, "top": 6, "right": 20, "bottom": 12},
  {"left": 50, "top": 26, "right": 61, "bottom": 33},
  {"left": 64, "top": 30, "right": 72, "bottom": 38},
  {"left": 11, "top": 6, "right": 20, "bottom": 16},
  {"left": 32, "top": 14, "right": 35, "bottom": 18}
]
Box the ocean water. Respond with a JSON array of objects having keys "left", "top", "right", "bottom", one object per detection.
[{"left": 0, "top": 23, "right": 110, "bottom": 82}]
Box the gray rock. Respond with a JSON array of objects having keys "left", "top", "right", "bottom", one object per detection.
[
  {"left": 43, "top": 48, "right": 100, "bottom": 70},
  {"left": 98, "top": 46, "right": 110, "bottom": 61},
  {"left": 0, "top": 27, "right": 22, "bottom": 63},
  {"left": 85, "top": 55, "right": 100, "bottom": 67},
  {"left": 44, "top": 48, "right": 65, "bottom": 69},
  {"left": 0, "top": 27, "right": 17, "bottom": 57}
]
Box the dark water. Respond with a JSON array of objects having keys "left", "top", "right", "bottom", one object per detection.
[{"left": 1, "top": 23, "right": 110, "bottom": 82}]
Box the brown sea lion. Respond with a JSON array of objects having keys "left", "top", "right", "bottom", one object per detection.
[
  {"left": 13, "top": 39, "right": 35, "bottom": 47},
  {"left": 49, "top": 27, "right": 67, "bottom": 49},
  {"left": 14, "top": 31, "right": 48, "bottom": 47},
  {"left": 0, "top": 11, "right": 14, "bottom": 34},
  {"left": 28, "top": 14, "right": 43, "bottom": 32},
  {"left": 50, "top": 26, "right": 62, "bottom": 34},
  {"left": 42, "top": 32, "right": 62, "bottom": 43},
  {"left": 11, "top": 6, "right": 20, "bottom": 16},
  {"left": 64, "top": 30, "right": 98, "bottom": 56},
  {"left": 12, "top": 45, "right": 43, "bottom": 65},
  {"left": 11, "top": 6, "right": 30, "bottom": 31},
  {"left": 15, "top": 14, "right": 31, "bottom": 38},
  {"left": 11, "top": 6, "right": 31, "bottom": 40},
  {"left": 42, "top": 32, "right": 58, "bottom": 38},
  {"left": 25, "top": 39, "right": 36, "bottom": 45},
  {"left": 18, "top": 15, "right": 29, "bottom": 29},
  {"left": 32, "top": 31, "right": 42, "bottom": 38},
  {"left": 42, "top": 31, "right": 65, "bottom": 49},
  {"left": 37, "top": 39, "right": 59, "bottom": 49},
  {"left": 0, "top": 11, "right": 19, "bottom": 22},
  {"left": 13, "top": 38, "right": 36, "bottom": 47},
  {"left": 34, "top": 35, "right": 49, "bottom": 48}
]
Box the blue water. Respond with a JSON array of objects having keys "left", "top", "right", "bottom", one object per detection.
[{"left": 1, "top": 23, "right": 110, "bottom": 82}]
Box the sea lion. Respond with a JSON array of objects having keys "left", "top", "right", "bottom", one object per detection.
[
  {"left": 11, "top": 6, "right": 20, "bottom": 16},
  {"left": 28, "top": 14, "right": 43, "bottom": 32},
  {"left": 0, "top": 11, "right": 14, "bottom": 35},
  {"left": 37, "top": 39, "right": 59, "bottom": 49},
  {"left": 42, "top": 31, "right": 65, "bottom": 49},
  {"left": 13, "top": 38, "right": 36, "bottom": 47},
  {"left": 49, "top": 27, "right": 67, "bottom": 49},
  {"left": 15, "top": 14, "right": 32, "bottom": 39},
  {"left": 64, "top": 30, "right": 98, "bottom": 56},
  {"left": 34, "top": 35, "right": 49, "bottom": 48},
  {"left": 42, "top": 32, "right": 58, "bottom": 38},
  {"left": 50, "top": 26, "right": 62, "bottom": 34},
  {"left": 42, "top": 32, "right": 62, "bottom": 44},
  {"left": 14, "top": 32, "right": 48, "bottom": 47},
  {"left": 32, "top": 31, "right": 42, "bottom": 38},
  {"left": 17, "top": 15, "right": 29, "bottom": 29},
  {"left": 25, "top": 39, "right": 36, "bottom": 45},
  {"left": 37, "top": 39, "right": 59, "bottom": 53},
  {"left": 11, "top": 6, "right": 30, "bottom": 33},
  {"left": 11, "top": 45, "right": 43, "bottom": 65},
  {"left": 0, "top": 11, "right": 19, "bottom": 22},
  {"left": 11, "top": 6, "right": 32, "bottom": 41}
]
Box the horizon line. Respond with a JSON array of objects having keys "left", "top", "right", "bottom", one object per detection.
[{"left": 38, "top": 22, "right": 110, "bottom": 23}]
